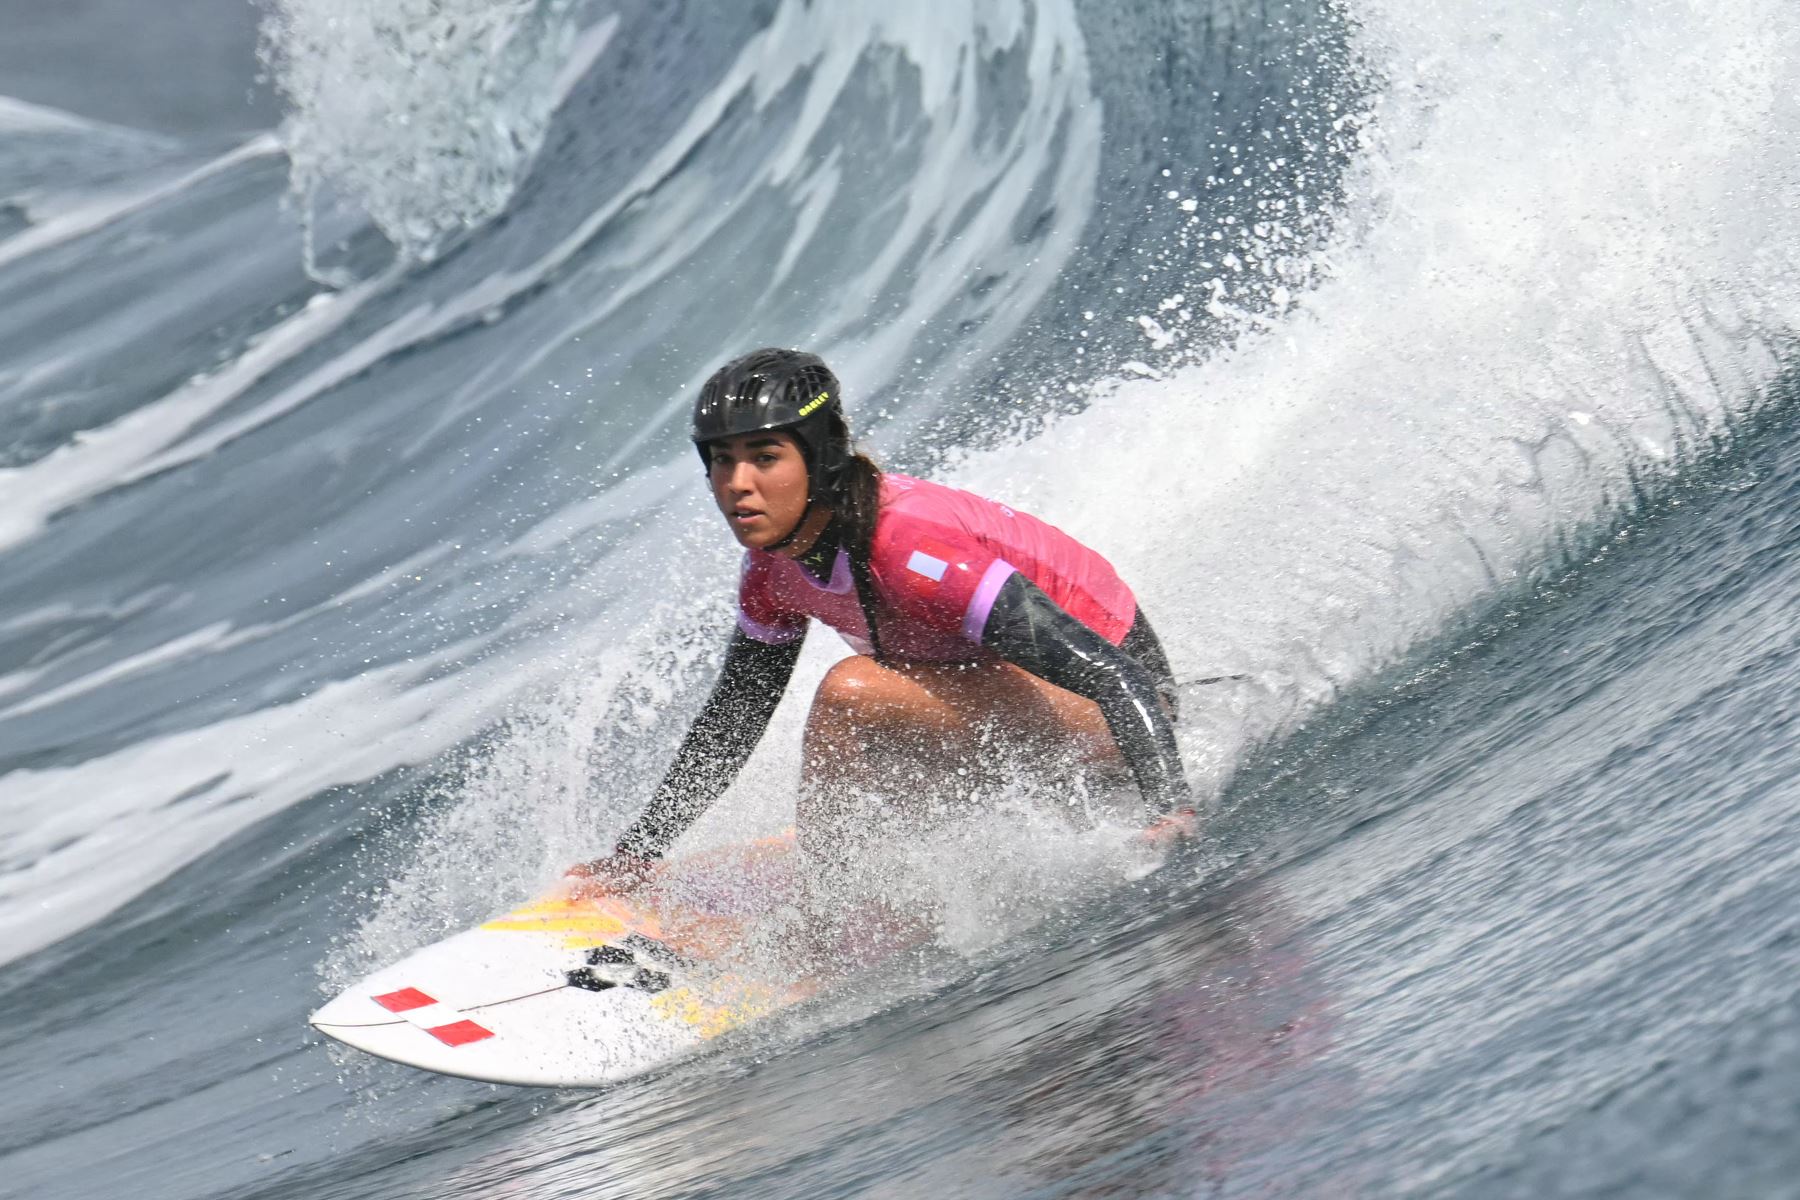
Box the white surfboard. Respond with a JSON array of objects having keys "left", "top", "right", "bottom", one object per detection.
[{"left": 310, "top": 834, "right": 814, "bottom": 1087}]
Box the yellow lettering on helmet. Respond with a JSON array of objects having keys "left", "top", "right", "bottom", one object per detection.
[{"left": 797, "top": 391, "right": 831, "bottom": 417}]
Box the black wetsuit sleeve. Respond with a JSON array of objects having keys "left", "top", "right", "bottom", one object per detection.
[
  {"left": 612, "top": 629, "right": 803, "bottom": 858},
  {"left": 979, "top": 574, "right": 1192, "bottom": 813}
]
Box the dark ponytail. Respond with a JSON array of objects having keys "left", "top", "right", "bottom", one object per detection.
[
  {"left": 834, "top": 459, "right": 884, "bottom": 558},
  {"left": 824, "top": 411, "right": 887, "bottom": 662}
]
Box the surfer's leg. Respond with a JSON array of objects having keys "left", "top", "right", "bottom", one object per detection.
[
  {"left": 792, "top": 656, "right": 1125, "bottom": 968},
  {"left": 796, "top": 655, "right": 1119, "bottom": 850},
  {"left": 1119, "top": 611, "right": 1179, "bottom": 719}
]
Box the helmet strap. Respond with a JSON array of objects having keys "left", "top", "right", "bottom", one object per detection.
[{"left": 766, "top": 497, "right": 834, "bottom": 557}]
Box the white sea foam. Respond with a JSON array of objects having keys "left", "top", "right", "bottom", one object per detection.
[
  {"left": 957, "top": 0, "right": 1800, "bottom": 787},
  {"left": 0, "top": 96, "right": 166, "bottom": 139}
]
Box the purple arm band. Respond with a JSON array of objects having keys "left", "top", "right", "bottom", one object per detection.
[
  {"left": 737, "top": 609, "right": 803, "bottom": 644},
  {"left": 963, "top": 559, "right": 1019, "bottom": 642}
]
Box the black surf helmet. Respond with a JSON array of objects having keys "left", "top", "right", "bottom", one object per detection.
[{"left": 691, "top": 347, "right": 850, "bottom": 501}]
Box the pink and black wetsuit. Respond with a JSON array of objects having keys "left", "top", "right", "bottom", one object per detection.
[
  {"left": 614, "top": 476, "right": 1185, "bottom": 859},
  {"left": 735, "top": 474, "right": 1138, "bottom": 662}
]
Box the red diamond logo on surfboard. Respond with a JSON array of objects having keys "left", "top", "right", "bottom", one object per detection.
[
  {"left": 425, "top": 1019, "right": 495, "bottom": 1047},
  {"left": 367, "top": 987, "right": 496, "bottom": 1047},
  {"left": 372, "top": 987, "right": 437, "bottom": 1013}
]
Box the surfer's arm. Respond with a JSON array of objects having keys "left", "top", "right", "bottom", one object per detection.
[
  {"left": 979, "top": 574, "right": 1193, "bottom": 814},
  {"left": 611, "top": 628, "right": 803, "bottom": 859}
]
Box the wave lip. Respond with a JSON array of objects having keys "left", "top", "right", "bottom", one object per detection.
[{"left": 261, "top": 0, "right": 614, "bottom": 266}]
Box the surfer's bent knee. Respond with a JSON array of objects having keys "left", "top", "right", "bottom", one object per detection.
[{"left": 811, "top": 655, "right": 890, "bottom": 712}]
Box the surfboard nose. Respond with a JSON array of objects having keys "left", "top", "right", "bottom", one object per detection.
[
  {"left": 309, "top": 987, "right": 404, "bottom": 1029},
  {"left": 310, "top": 980, "right": 692, "bottom": 1087},
  {"left": 309, "top": 839, "right": 804, "bottom": 1086}
]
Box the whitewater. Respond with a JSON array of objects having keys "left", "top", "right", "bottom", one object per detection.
[{"left": 2, "top": 0, "right": 1797, "bottom": 1195}]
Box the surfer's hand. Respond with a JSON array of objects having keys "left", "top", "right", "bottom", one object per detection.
[
  {"left": 1140, "top": 808, "right": 1198, "bottom": 849},
  {"left": 565, "top": 851, "right": 655, "bottom": 894}
]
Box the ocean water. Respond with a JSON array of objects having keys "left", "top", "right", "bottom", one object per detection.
[{"left": 1, "top": 1, "right": 1797, "bottom": 1196}]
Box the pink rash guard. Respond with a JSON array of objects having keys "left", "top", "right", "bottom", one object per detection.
[{"left": 736, "top": 474, "right": 1138, "bottom": 661}]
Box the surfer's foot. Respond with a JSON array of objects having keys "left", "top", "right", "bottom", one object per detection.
[{"left": 1139, "top": 807, "right": 1198, "bottom": 850}]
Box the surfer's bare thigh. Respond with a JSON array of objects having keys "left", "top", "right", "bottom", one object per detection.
[{"left": 799, "top": 654, "right": 1118, "bottom": 799}]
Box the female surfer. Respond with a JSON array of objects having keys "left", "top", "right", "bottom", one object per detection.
[{"left": 574, "top": 348, "right": 1195, "bottom": 892}]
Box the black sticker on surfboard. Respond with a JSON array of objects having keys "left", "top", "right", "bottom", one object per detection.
[
  {"left": 565, "top": 967, "right": 618, "bottom": 992},
  {"left": 567, "top": 944, "right": 679, "bottom": 995},
  {"left": 631, "top": 968, "right": 672, "bottom": 994},
  {"left": 623, "top": 932, "right": 693, "bottom": 969}
]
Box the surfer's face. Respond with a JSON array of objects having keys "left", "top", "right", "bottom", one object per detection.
[{"left": 707, "top": 431, "right": 812, "bottom": 551}]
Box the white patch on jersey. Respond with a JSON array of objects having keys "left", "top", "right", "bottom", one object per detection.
[{"left": 906, "top": 550, "right": 948, "bottom": 582}]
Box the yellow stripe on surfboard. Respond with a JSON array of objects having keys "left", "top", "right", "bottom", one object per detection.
[
  {"left": 479, "top": 895, "right": 639, "bottom": 946},
  {"left": 650, "top": 981, "right": 782, "bottom": 1039}
]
